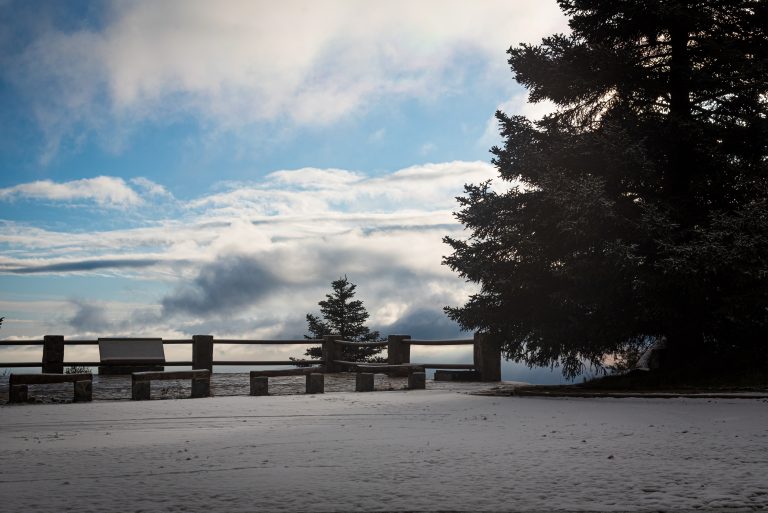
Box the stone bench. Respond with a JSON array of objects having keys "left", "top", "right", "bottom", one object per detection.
[
  {"left": 351, "top": 364, "right": 426, "bottom": 391},
  {"left": 131, "top": 370, "right": 211, "bottom": 400},
  {"left": 249, "top": 368, "right": 325, "bottom": 396},
  {"left": 8, "top": 373, "right": 92, "bottom": 404}
]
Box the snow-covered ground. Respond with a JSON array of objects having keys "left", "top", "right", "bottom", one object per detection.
[{"left": 1, "top": 390, "right": 767, "bottom": 512}]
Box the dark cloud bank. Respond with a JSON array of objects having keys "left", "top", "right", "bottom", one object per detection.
[{"left": 161, "top": 256, "right": 281, "bottom": 316}]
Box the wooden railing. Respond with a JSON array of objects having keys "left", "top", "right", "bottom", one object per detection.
[{"left": 0, "top": 332, "right": 501, "bottom": 381}]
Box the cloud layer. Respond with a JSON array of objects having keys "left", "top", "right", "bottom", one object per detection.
[
  {"left": 0, "top": 161, "right": 500, "bottom": 340},
  {"left": 3, "top": 0, "right": 568, "bottom": 160},
  {"left": 0, "top": 176, "right": 147, "bottom": 207}
]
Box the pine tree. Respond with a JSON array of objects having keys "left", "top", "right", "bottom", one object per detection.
[
  {"left": 444, "top": 1, "right": 768, "bottom": 377},
  {"left": 303, "top": 276, "right": 384, "bottom": 362}
]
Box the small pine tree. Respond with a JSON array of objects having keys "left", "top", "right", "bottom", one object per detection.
[{"left": 303, "top": 276, "right": 384, "bottom": 362}]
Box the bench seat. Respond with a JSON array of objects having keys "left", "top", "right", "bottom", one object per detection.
[
  {"left": 8, "top": 373, "right": 92, "bottom": 403},
  {"left": 131, "top": 369, "right": 211, "bottom": 400},
  {"left": 249, "top": 368, "right": 325, "bottom": 395}
]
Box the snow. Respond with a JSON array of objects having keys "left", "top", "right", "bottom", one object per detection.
[{"left": 1, "top": 389, "right": 767, "bottom": 512}]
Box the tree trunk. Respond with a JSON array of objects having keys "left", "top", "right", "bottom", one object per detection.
[{"left": 666, "top": 13, "right": 694, "bottom": 220}]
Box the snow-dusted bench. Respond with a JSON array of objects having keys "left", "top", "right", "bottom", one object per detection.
[
  {"left": 249, "top": 368, "right": 325, "bottom": 396},
  {"left": 8, "top": 373, "right": 92, "bottom": 404},
  {"left": 99, "top": 338, "right": 165, "bottom": 375},
  {"left": 131, "top": 370, "right": 211, "bottom": 400}
]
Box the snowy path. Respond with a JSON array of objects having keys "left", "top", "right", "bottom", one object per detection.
[{"left": 1, "top": 391, "right": 767, "bottom": 512}]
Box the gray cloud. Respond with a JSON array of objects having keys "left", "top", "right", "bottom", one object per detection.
[
  {"left": 67, "top": 300, "right": 116, "bottom": 333},
  {"left": 7, "top": 258, "right": 164, "bottom": 274},
  {"left": 380, "top": 307, "right": 468, "bottom": 340},
  {"left": 162, "top": 255, "right": 281, "bottom": 317}
]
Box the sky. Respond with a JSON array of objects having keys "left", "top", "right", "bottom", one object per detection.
[{"left": 0, "top": 1, "right": 575, "bottom": 381}]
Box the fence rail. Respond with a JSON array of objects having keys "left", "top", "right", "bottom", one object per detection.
[
  {"left": 0, "top": 333, "right": 501, "bottom": 382},
  {"left": 406, "top": 339, "right": 474, "bottom": 345},
  {"left": 335, "top": 340, "right": 389, "bottom": 348}
]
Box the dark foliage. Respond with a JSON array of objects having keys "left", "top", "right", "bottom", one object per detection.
[
  {"left": 444, "top": 0, "right": 768, "bottom": 377},
  {"left": 303, "top": 276, "right": 384, "bottom": 362}
]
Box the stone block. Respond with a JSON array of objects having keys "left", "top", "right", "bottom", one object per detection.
[
  {"left": 306, "top": 373, "right": 324, "bottom": 394},
  {"left": 74, "top": 380, "right": 92, "bottom": 402},
  {"left": 191, "top": 377, "right": 210, "bottom": 398},
  {"left": 408, "top": 371, "right": 426, "bottom": 390},
  {"left": 9, "top": 384, "right": 28, "bottom": 404},
  {"left": 356, "top": 372, "right": 374, "bottom": 392},
  {"left": 250, "top": 376, "right": 269, "bottom": 396},
  {"left": 131, "top": 380, "right": 151, "bottom": 400}
]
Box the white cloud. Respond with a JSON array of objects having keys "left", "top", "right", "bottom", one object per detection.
[
  {"left": 0, "top": 176, "right": 142, "bottom": 208},
  {"left": 130, "top": 177, "right": 173, "bottom": 199},
  {"left": 6, "top": 0, "right": 569, "bottom": 158}
]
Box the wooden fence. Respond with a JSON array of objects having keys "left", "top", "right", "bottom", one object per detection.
[{"left": 0, "top": 333, "right": 501, "bottom": 381}]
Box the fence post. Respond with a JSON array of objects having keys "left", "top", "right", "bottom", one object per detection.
[
  {"left": 42, "top": 335, "right": 64, "bottom": 374},
  {"left": 192, "top": 335, "right": 214, "bottom": 371},
  {"left": 322, "top": 335, "right": 341, "bottom": 372},
  {"left": 387, "top": 334, "right": 411, "bottom": 376},
  {"left": 473, "top": 332, "right": 501, "bottom": 382}
]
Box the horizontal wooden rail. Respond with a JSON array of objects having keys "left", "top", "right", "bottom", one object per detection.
[
  {"left": 332, "top": 360, "right": 362, "bottom": 368},
  {"left": 0, "top": 360, "right": 325, "bottom": 368},
  {"left": 133, "top": 370, "right": 210, "bottom": 382},
  {"left": 335, "top": 361, "right": 474, "bottom": 370},
  {"left": 249, "top": 367, "right": 325, "bottom": 377},
  {"left": 211, "top": 360, "right": 325, "bottom": 366},
  {"left": 0, "top": 339, "right": 188, "bottom": 346},
  {"left": 335, "top": 340, "right": 388, "bottom": 348},
  {"left": 0, "top": 338, "right": 323, "bottom": 347},
  {"left": 0, "top": 340, "right": 44, "bottom": 346},
  {"left": 212, "top": 339, "right": 322, "bottom": 345},
  {"left": 413, "top": 363, "right": 476, "bottom": 369},
  {"left": 406, "top": 339, "right": 474, "bottom": 345}
]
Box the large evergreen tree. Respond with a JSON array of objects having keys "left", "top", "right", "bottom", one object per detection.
[
  {"left": 444, "top": 1, "right": 768, "bottom": 377},
  {"left": 303, "top": 276, "right": 384, "bottom": 362}
]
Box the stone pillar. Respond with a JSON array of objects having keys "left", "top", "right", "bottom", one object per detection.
[
  {"left": 42, "top": 335, "right": 65, "bottom": 374},
  {"left": 306, "top": 373, "right": 324, "bottom": 394},
  {"left": 473, "top": 332, "right": 501, "bottom": 382},
  {"left": 191, "top": 377, "right": 210, "bottom": 398},
  {"left": 250, "top": 376, "right": 269, "bottom": 396},
  {"left": 356, "top": 372, "right": 374, "bottom": 392},
  {"left": 192, "top": 335, "right": 214, "bottom": 371},
  {"left": 322, "top": 335, "right": 341, "bottom": 373},
  {"left": 74, "top": 380, "right": 92, "bottom": 402},
  {"left": 9, "top": 384, "right": 28, "bottom": 404},
  {"left": 131, "top": 379, "right": 150, "bottom": 400},
  {"left": 408, "top": 371, "right": 426, "bottom": 390}
]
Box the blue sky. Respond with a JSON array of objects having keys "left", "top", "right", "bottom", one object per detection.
[{"left": 0, "top": 1, "right": 575, "bottom": 381}]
